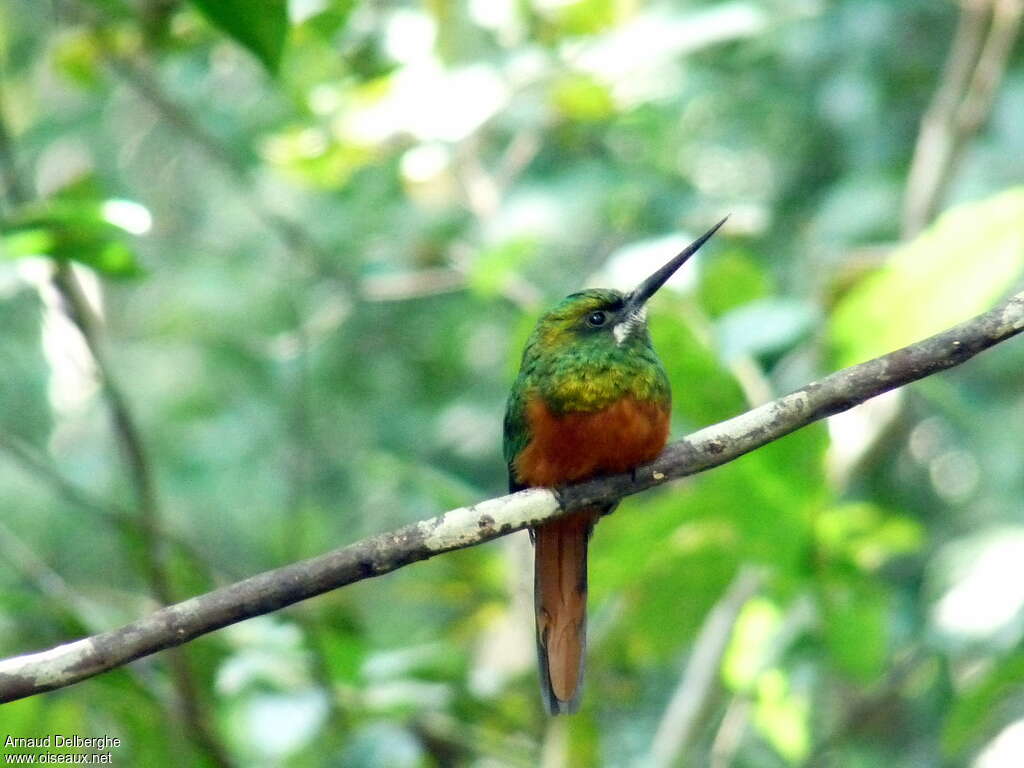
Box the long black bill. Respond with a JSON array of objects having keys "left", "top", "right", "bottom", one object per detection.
[{"left": 623, "top": 215, "right": 728, "bottom": 313}]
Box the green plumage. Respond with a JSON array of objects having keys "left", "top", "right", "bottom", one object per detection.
[{"left": 503, "top": 289, "right": 671, "bottom": 490}]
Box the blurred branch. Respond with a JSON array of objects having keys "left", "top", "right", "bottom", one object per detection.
[
  {"left": 0, "top": 433, "right": 133, "bottom": 527},
  {"left": 0, "top": 91, "right": 169, "bottom": 593},
  {"left": 413, "top": 712, "right": 538, "bottom": 768},
  {"left": 358, "top": 130, "right": 545, "bottom": 307},
  {"left": 2, "top": 289, "right": 1023, "bottom": 701},
  {"left": 0, "top": 520, "right": 160, "bottom": 699},
  {"left": 648, "top": 566, "right": 765, "bottom": 768},
  {"left": 55, "top": 0, "right": 328, "bottom": 269},
  {"left": 101, "top": 53, "right": 325, "bottom": 264},
  {"left": 707, "top": 596, "right": 817, "bottom": 767},
  {"left": 0, "top": 88, "right": 232, "bottom": 768},
  {"left": 49, "top": 263, "right": 173, "bottom": 595},
  {"left": 0, "top": 102, "right": 223, "bottom": 572},
  {"left": 806, "top": 650, "right": 925, "bottom": 763},
  {"left": 361, "top": 266, "right": 469, "bottom": 301},
  {"left": 0, "top": 520, "right": 110, "bottom": 634},
  {"left": 0, "top": 433, "right": 228, "bottom": 578},
  {"left": 0, "top": 98, "right": 29, "bottom": 209},
  {"left": 709, "top": 697, "right": 753, "bottom": 768},
  {"left": 0, "top": 94, "right": 160, "bottom": 575},
  {"left": 957, "top": 0, "right": 1024, "bottom": 132},
  {"left": 902, "top": 0, "right": 1024, "bottom": 238},
  {"left": 51, "top": 194, "right": 234, "bottom": 768}
]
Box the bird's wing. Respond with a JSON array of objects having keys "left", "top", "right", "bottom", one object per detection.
[{"left": 503, "top": 378, "right": 530, "bottom": 493}]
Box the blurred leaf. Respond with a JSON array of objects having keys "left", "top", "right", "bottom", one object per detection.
[
  {"left": 2, "top": 200, "right": 142, "bottom": 277},
  {"left": 649, "top": 297, "right": 748, "bottom": 427},
  {"left": 297, "top": 0, "right": 355, "bottom": 39},
  {"left": 340, "top": 723, "right": 423, "bottom": 768},
  {"left": 715, "top": 298, "right": 817, "bottom": 363},
  {"left": 551, "top": 74, "right": 615, "bottom": 122},
  {"left": 556, "top": 0, "right": 619, "bottom": 36},
  {"left": 51, "top": 29, "right": 102, "bottom": 87},
  {"left": 594, "top": 508, "right": 738, "bottom": 661},
  {"left": 225, "top": 690, "right": 330, "bottom": 761},
  {"left": 189, "top": 0, "right": 289, "bottom": 74},
  {"left": 723, "top": 597, "right": 784, "bottom": 691},
  {"left": 0, "top": 290, "right": 51, "bottom": 442},
  {"left": 816, "top": 503, "right": 923, "bottom": 573},
  {"left": 697, "top": 248, "right": 773, "bottom": 318},
  {"left": 468, "top": 238, "right": 539, "bottom": 298},
  {"left": 1, "top": 228, "right": 54, "bottom": 258},
  {"left": 565, "top": 712, "right": 601, "bottom": 767},
  {"left": 321, "top": 628, "right": 367, "bottom": 683},
  {"left": 0, "top": 695, "right": 89, "bottom": 739},
  {"left": 262, "top": 126, "right": 375, "bottom": 188},
  {"left": 820, "top": 579, "right": 888, "bottom": 682},
  {"left": 944, "top": 653, "right": 1024, "bottom": 756},
  {"left": 694, "top": 425, "right": 827, "bottom": 571},
  {"left": 928, "top": 528, "right": 1024, "bottom": 647},
  {"left": 830, "top": 188, "right": 1024, "bottom": 367},
  {"left": 755, "top": 668, "right": 810, "bottom": 763},
  {"left": 218, "top": 617, "right": 312, "bottom": 694}
]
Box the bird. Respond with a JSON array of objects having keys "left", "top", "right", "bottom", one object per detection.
[{"left": 502, "top": 218, "right": 726, "bottom": 714}]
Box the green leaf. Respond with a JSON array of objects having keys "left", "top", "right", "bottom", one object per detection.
[
  {"left": 715, "top": 298, "right": 817, "bottom": 364},
  {"left": 1, "top": 228, "right": 54, "bottom": 258},
  {"left": 548, "top": 0, "right": 618, "bottom": 36},
  {"left": 820, "top": 579, "right": 888, "bottom": 682},
  {"left": 723, "top": 597, "right": 784, "bottom": 691},
  {"left": 697, "top": 248, "right": 773, "bottom": 318},
  {"left": 467, "top": 237, "right": 539, "bottom": 297},
  {"left": 830, "top": 188, "right": 1024, "bottom": 367},
  {"left": 816, "top": 503, "right": 923, "bottom": 572},
  {"left": 944, "top": 653, "right": 1024, "bottom": 755},
  {"left": 649, "top": 295, "right": 748, "bottom": 426},
  {"left": 551, "top": 74, "right": 615, "bottom": 122},
  {"left": 2, "top": 200, "right": 142, "bottom": 277},
  {"left": 298, "top": 1, "right": 356, "bottom": 40},
  {"left": 190, "top": 0, "right": 289, "bottom": 74},
  {"left": 51, "top": 28, "right": 103, "bottom": 87},
  {"left": 754, "top": 668, "right": 811, "bottom": 762}
]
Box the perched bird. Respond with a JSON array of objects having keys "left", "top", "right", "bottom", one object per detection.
[{"left": 503, "top": 218, "right": 726, "bottom": 714}]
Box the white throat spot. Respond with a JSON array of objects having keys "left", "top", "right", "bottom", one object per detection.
[{"left": 613, "top": 307, "right": 647, "bottom": 345}]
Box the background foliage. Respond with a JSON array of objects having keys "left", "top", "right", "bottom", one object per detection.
[{"left": 1, "top": 0, "right": 1024, "bottom": 765}]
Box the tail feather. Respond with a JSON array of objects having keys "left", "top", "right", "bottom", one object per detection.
[{"left": 533, "top": 510, "right": 599, "bottom": 715}]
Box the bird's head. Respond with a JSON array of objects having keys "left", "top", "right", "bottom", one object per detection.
[{"left": 524, "top": 217, "right": 727, "bottom": 359}]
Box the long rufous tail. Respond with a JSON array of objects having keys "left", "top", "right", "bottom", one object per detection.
[{"left": 533, "top": 510, "right": 599, "bottom": 715}]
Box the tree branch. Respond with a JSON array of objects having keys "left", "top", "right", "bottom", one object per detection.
[
  {"left": 648, "top": 566, "right": 766, "bottom": 768},
  {"left": 0, "top": 432, "right": 230, "bottom": 581},
  {"left": 901, "top": 0, "right": 1024, "bottom": 238},
  {"left": 49, "top": 181, "right": 234, "bottom": 768},
  {"left": 0, "top": 84, "right": 232, "bottom": 766},
  {"left": 0, "top": 290, "right": 1021, "bottom": 702},
  {"left": 0, "top": 520, "right": 162, "bottom": 700}
]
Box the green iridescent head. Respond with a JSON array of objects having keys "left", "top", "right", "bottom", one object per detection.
[{"left": 524, "top": 217, "right": 728, "bottom": 359}]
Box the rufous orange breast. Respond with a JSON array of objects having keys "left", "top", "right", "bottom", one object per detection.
[{"left": 514, "top": 396, "right": 670, "bottom": 488}]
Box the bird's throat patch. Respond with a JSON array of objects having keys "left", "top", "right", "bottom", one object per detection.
[{"left": 613, "top": 307, "right": 647, "bottom": 345}]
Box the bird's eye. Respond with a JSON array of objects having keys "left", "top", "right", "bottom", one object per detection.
[{"left": 586, "top": 311, "right": 608, "bottom": 327}]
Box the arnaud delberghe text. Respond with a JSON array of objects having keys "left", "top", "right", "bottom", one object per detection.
[{"left": 4, "top": 735, "right": 121, "bottom": 749}]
